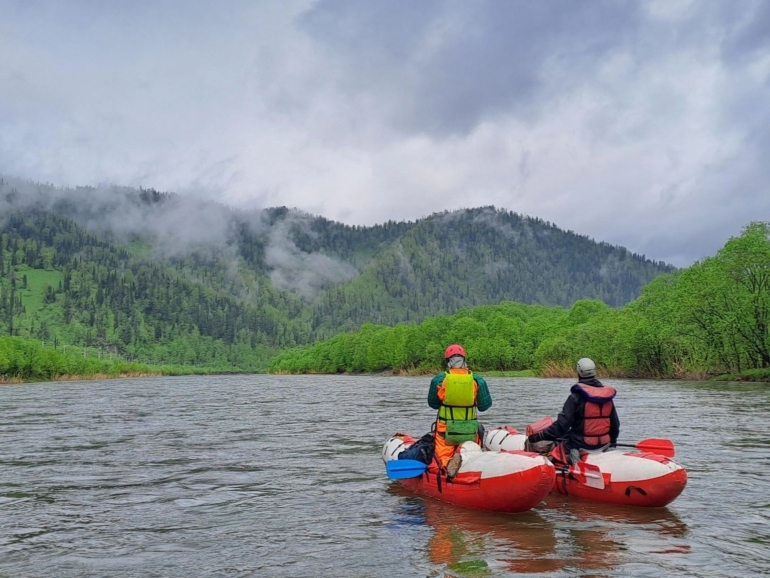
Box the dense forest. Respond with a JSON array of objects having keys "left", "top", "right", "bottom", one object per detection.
[
  {"left": 0, "top": 178, "right": 674, "bottom": 374},
  {"left": 0, "top": 210, "right": 291, "bottom": 369},
  {"left": 307, "top": 207, "right": 672, "bottom": 332},
  {"left": 269, "top": 222, "right": 770, "bottom": 381}
]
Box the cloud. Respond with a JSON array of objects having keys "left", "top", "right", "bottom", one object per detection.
[
  {"left": 263, "top": 213, "right": 358, "bottom": 299},
  {"left": 1, "top": 0, "right": 769, "bottom": 267},
  {"left": 0, "top": 178, "right": 359, "bottom": 300},
  {"left": 0, "top": 178, "right": 236, "bottom": 259},
  {"left": 299, "top": 1, "right": 645, "bottom": 136}
]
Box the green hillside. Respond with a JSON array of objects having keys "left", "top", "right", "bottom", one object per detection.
[
  {"left": 308, "top": 208, "right": 670, "bottom": 332},
  {"left": 1, "top": 178, "right": 675, "bottom": 372},
  {"left": 270, "top": 222, "right": 770, "bottom": 381},
  {"left": 0, "top": 210, "right": 298, "bottom": 370}
]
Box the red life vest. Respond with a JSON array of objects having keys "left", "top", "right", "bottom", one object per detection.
[{"left": 571, "top": 383, "right": 617, "bottom": 447}]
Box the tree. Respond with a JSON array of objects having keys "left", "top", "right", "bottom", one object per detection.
[{"left": 715, "top": 222, "right": 770, "bottom": 367}]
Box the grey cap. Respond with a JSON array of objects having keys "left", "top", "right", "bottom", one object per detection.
[
  {"left": 576, "top": 357, "right": 596, "bottom": 378},
  {"left": 447, "top": 355, "right": 467, "bottom": 369}
]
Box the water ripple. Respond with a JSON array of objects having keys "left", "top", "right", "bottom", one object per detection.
[{"left": 0, "top": 375, "right": 768, "bottom": 577}]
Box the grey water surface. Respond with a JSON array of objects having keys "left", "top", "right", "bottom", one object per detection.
[{"left": 1, "top": 375, "right": 768, "bottom": 577}]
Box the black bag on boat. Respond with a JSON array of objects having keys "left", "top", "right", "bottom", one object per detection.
[{"left": 398, "top": 433, "right": 435, "bottom": 465}]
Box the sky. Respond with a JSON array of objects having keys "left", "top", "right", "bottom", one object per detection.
[{"left": 1, "top": 0, "right": 769, "bottom": 267}]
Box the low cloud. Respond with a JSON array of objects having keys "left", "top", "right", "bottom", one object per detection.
[
  {"left": 262, "top": 213, "right": 358, "bottom": 299},
  {"left": 0, "top": 177, "right": 359, "bottom": 300}
]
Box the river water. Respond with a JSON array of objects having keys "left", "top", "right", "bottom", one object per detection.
[{"left": 0, "top": 375, "right": 768, "bottom": 577}]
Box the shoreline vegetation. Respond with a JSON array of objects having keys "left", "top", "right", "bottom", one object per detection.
[
  {"left": 4, "top": 222, "right": 770, "bottom": 384},
  {"left": 0, "top": 335, "right": 251, "bottom": 384},
  {"left": 4, "top": 334, "right": 768, "bottom": 383},
  {"left": 272, "top": 365, "right": 770, "bottom": 382}
]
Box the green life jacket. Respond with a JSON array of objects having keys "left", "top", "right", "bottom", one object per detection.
[{"left": 438, "top": 369, "right": 478, "bottom": 445}]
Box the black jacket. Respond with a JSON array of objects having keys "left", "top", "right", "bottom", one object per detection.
[{"left": 528, "top": 378, "right": 620, "bottom": 450}]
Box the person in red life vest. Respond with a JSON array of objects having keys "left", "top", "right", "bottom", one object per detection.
[
  {"left": 428, "top": 344, "right": 493, "bottom": 479},
  {"left": 526, "top": 357, "right": 619, "bottom": 465}
]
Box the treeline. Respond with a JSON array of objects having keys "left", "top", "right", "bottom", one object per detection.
[
  {"left": 0, "top": 335, "right": 222, "bottom": 381},
  {"left": 270, "top": 222, "right": 770, "bottom": 380}
]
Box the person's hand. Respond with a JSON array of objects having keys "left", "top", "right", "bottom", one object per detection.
[{"left": 524, "top": 436, "right": 534, "bottom": 452}]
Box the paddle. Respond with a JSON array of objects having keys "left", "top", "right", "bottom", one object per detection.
[
  {"left": 558, "top": 462, "right": 605, "bottom": 490},
  {"left": 614, "top": 438, "right": 675, "bottom": 458},
  {"left": 385, "top": 459, "right": 427, "bottom": 480}
]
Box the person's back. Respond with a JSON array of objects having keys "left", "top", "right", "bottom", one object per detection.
[
  {"left": 526, "top": 357, "right": 619, "bottom": 464},
  {"left": 569, "top": 374, "right": 618, "bottom": 450},
  {"left": 428, "top": 344, "right": 492, "bottom": 475}
]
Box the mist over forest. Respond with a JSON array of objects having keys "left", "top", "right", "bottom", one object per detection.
[
  {"left": 0, "top": 176, "right": 364, "bottom": 300},
  {"left": 1, "top": 175, "right": 676, "bottom": 373}
]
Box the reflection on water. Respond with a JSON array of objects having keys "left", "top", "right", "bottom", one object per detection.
[
  {"left": 0, "top": 375, "right": 768, "bottom": 577},
  {"left": 390, "top": 485, "right": 559, "bottom": 574},
  {"left": 389, "top": 484, "right": 689, "bottom": 576}
]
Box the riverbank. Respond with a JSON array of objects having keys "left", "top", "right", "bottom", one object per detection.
[
  {"left": 712, "top": 368, "right": 770, "bottom": 382},
  {"left": 7, "top": 366, "right": 767, "bottom": 384},
  {"left": 0, "top": 335, "right": 267, "bottom": 384},
  {"left": 0, "top": 371, "right": 162, "bottom": 384},
  {"left": 0, "top": 366, "right": 265, "bottom": 384},
  {"left": 269, "top": 355, "right": 769, "bottom": 382},
  {"left": 272, "top": 365, "right": 769, "bottom": 382}
]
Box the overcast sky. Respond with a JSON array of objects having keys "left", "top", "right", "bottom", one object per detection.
[{"left": 1, "top": 0, "right": 769, "bottom": 266}]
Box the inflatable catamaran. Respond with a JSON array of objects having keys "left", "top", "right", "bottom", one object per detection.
[
  {"left": 383, "top": 425, "right": 686, "bottom": 510},
  {"left": 483, "top": 425, "right": 688, "bottom": 508},
  {"left": 382, "top": 434, "right": 554, "bottom": 513}
]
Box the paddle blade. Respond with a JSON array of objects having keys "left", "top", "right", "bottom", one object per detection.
[
  {"left": 572, "top": 462, "right": 605, "bottom": 490},
  {"left": 386, "top": 459, "right": 427, "bottom": 480},
  {"left": 635, "top": 438, "right": 676, "bottom": 458}
]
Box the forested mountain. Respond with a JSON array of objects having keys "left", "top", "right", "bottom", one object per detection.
[
  {"left": 0, "top": 177, "right": 673, "bottom": 368},
  {"left": 0, "top": 210, "right": 304, "bottom": 368},
  {"left": 309, "top": 208, "right": 671, "bottom": 332},
  {"left": 271, "top": 222, "right": 770, "bottom": 380}
]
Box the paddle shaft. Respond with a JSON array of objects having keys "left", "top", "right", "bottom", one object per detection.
[{"left": 614, "top": 438, "right": 675, "bottom": 457}]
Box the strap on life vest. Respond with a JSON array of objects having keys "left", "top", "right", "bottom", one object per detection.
[{"left": 571, "top": 383, "right": 617, "bottom": 402}]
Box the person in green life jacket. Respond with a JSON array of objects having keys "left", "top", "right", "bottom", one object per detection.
[
  {"left": 428, "top": 344, "right": 493, "bottom": 479},
  {"left": 526, "top": 357, "right": 619, "bottom": 465}
]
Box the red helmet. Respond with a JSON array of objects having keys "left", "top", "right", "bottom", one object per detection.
[{"left": 444, "top": 344, "right": 466, "bottom": 359}]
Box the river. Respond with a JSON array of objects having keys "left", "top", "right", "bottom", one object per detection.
[{"left": 0, "top": 375, "right": 768, "bottom": 577}]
